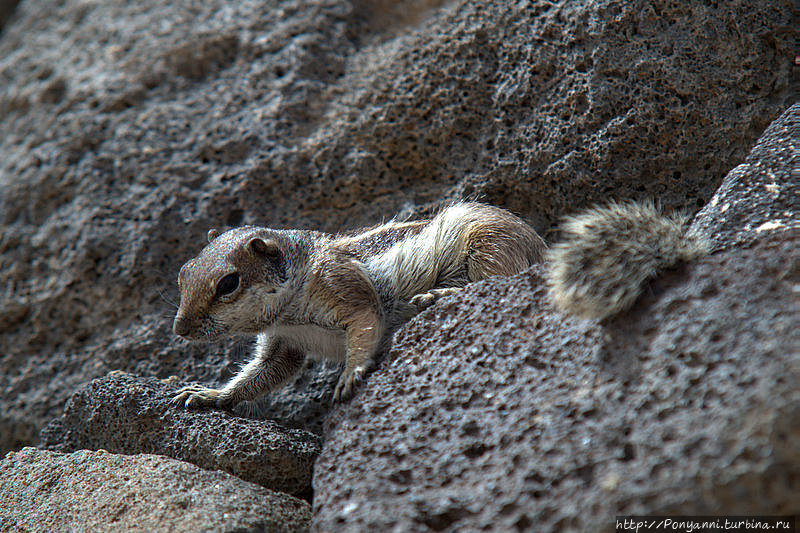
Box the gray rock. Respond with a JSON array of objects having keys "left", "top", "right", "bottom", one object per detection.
[
  {"left": 313, "top": 232, "right": 799, "bottom": 531},
  {"left": 312, "top": 108, "right": 800, "bottom": 530},
  {"left": 689, "top": 103, "right": 799, "bottom": 251},
  {"left": 0, "top": 0, "right": 794, "bottom": 453},
  {"left": 40, "top": 371, "right": 321, "bottom": 498},
  {"left": 0, "top": 447, "right": 311, "bottom": 533}
]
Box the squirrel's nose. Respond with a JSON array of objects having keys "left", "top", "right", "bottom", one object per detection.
[{"left": 173, "top": 316, "right": 192, "bottom": 336}]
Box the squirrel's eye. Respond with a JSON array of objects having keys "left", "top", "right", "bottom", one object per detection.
[{"left": 216, "top": 273, "right": 240, "bottom": 297}]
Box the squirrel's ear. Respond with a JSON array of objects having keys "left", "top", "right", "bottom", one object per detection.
[
  {"left": 207, "top": 229, "right": 220, "bottom": 243},
  {"left": 248, "top": 237, "right": 280, "bottom": 259}
]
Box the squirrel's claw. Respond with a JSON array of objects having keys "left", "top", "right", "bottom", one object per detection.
[
  {"left": 171, "top": 385, "right": 223, "bottom": 409},
  {"left": 333, "top": 365, "right": 366, "bottom": 403}
]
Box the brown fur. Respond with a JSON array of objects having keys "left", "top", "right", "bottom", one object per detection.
[
  {"left": 307, "top": 249, "right": 385, "bottom": 399},
  {"left": 171, "top": 202, "right": 546, "bottom": 408},
  {"left": 463, "top": 208, "right": 545, "bottom": 279}
]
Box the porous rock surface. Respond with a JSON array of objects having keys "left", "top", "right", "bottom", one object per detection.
[
  {"left": 0, "top": 0, "right": 795, "bottom": 454},
  {"left": 688, "top": 103, "right": 799, "bottom": 251},
  {"left": 0, "top": 0, "right": 797, "bottom": 530},
  {"left": 40, "top": 371, "right": 321, "bottom": 497},
  {"left": 312, "top": 111, "right": 799, "bottom": 530},
  {"left": 313, "top": 236, "right": 798, "bottom": 532},
  {"left": 0, "top": 447, "right": 311, "bottom": 533}
]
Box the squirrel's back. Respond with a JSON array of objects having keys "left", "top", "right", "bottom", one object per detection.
[
  {"left": 546, "top": 200, "right": 709, "bottom": 321},
  {"left": 359, "top": 202, "right": 546, "bottom": 301}
]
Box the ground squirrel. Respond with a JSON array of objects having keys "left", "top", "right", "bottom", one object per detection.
[
  {"left": 546, "top": 200, "right": 709, "bottom": 321},
  {"left": 172, "top": 202, "right": 546, "bottom": 407}
]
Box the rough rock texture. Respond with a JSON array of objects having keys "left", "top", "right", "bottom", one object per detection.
[
  {"left": 313, "top": 238, "right": 799, "bottom": 532},
  {"left": 0, "top": 0, "right": 795, "bottom": 454},
  {"left": 688, "top": 103, "right": 799, "bottom": 251},
  {"left": 40, "top": 371, "right": 321, "bottom": 497},
  {"left": 0, "top": 447, "right": 311, "bottom": 533},
  {"left": 312, "top": 109, "right": 799, "bottom": 530}
]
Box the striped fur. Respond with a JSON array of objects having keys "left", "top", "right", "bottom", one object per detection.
[
  {"left": 172, "top": 202, "right": 546, "bottom": 407},
  {"left": 369, "top": 203, "right": 545, "bottom": 301}
]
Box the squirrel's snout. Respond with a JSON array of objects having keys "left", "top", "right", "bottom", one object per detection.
[{"left": 173, "top": 316, "right": 192, "bottom": 337}]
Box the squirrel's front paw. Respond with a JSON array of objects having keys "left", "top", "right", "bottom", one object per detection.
[
  {"left": 171, "top": 385, "right": 228, "bottom": 409},
  {"left": 333, "top": 366, "right": 367, "bottom": 403}
]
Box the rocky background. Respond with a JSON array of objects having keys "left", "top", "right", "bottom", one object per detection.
[{"left": 0, "top": 0, "right": 796, "bottom": 531}]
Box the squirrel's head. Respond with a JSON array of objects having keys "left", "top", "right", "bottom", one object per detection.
[{"left": 173, "top": 227, "right": 292, "bottom": 341}]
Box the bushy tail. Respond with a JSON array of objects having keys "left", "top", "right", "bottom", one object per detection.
[
  {"left": 372, "top": 202, "right": 545, "bottom": 301},
  {"left": 546, "top": 200, "right": 708, "bottom": 321}
]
